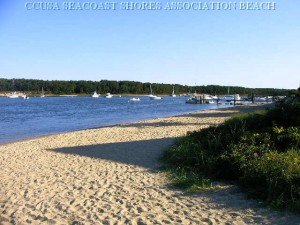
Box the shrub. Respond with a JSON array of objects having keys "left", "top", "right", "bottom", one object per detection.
[
  {"left": 240, "top": 150, "right": 300, "bottom": 209},
  {"left": 272, "top": 126, "right": 300, "bottom": 151},
  {"left": 161, "top": 102, "right": 300, "bottom": 211}
]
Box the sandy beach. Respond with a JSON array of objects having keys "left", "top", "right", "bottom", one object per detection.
[{"left": 1, "top": 105, "right": 299, "bottom": 225}]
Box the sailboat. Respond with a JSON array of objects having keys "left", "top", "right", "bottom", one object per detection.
[
  {"left": 149, "top": 84, "right": 162, "bottom": 100},
  {"left": 91, "top": 91, "right": 99, "bottom": 98},
  {"left": 171, "top": 86, "right": 176, "bottom": 97},
  {"left": 148, "top": 84, "right": 155, "bottom": 98},
  {"left": 8, "top": 92, "right": 19, "bottom": 98},
  {"left": 105, "top": 93, "right": 113, "bottom": 98},
  {"left": 8, "top": 80, "right": 19, "bottom": 98},
  {"left": 41, "top": 87, "right": 45, "bottom": 98}
]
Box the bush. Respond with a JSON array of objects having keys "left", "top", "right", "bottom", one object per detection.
[
  {"left": 240, "top": 150, "right": 300, "bottom": 210},
  {"left": 272, "top": 126, "right": 300, "bottom": 151},
  {"left": 161, "top": 102, "right": 300, "bottom": 212}
]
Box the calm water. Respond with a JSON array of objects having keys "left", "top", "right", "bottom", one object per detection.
[{"left": 0, "top": 96, "right": 232, "bottom": 144}]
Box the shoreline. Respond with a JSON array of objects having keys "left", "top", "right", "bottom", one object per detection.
[
  {"left": 2, "top": 103, "right": 298, "bottom": 225},
  {"left": 0, "top": 103, "right": 236, "bottom": 146},
  {"left": 0, "top": 103, "right": 268, "bottom": 146}
]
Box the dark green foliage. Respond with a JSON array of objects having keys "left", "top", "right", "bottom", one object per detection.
[
  {"left": 161, "top": 101, "right": 300, "bottom": 211},
  {"left": 0, "top": 78, "right": 292, "bottom": 96}
]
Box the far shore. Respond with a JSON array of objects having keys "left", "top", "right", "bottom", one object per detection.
[
  {"left": 0, "top": 92, "right": 186, "bottom": 97},
  {"left": 1, "top": 104, "right": 299, "bottom": 225}
]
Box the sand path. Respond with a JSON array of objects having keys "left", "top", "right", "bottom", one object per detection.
[{"left": 1, "top": 105, "right": 299, "bottom": 225}]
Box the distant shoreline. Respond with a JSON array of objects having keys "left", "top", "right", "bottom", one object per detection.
[{"left": 0, "top": 93, "right": 189, "bottom": 97}]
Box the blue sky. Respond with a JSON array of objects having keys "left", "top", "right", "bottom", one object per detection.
[{"left": 0, "top": 1, "right": 299, "bottom": 89}]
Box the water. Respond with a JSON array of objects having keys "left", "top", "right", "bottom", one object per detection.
[{"left": 0, "top": 96, "right": 232, "bottom": 144}]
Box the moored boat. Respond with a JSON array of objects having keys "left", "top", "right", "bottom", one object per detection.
[
  {"left": 149, "top": 95, "right": 162, "bottom": 100},
  {"left": 149, "top": 84, "right": 162, "bottom": 100},
  {"left": 129, "top": 97, "right": 140, "bottom": 102},
  {"left": 105, "top": 93, "right": 113, "bottom": 98},
  {"left": 41, "top": 87, "right": 45, "bottom": 98},
  {"left": 171, "top": 86, "right": 176, "bottom": 97},
  {"left": 91, "top": 91, "right": 100, "bottom": 98},
  {"left": 8, "top": 92, "right": 19, "bottom": 98}
]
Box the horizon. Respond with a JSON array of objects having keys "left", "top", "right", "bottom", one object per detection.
[{"left": 0, "top": 1, "right": 299, "bottom": 89}]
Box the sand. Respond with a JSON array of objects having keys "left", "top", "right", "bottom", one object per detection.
[{"left": 1, "top": 105, "right": 299, "bottom": 225}]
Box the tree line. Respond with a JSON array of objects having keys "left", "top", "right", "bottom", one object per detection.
[{"left": 0, "top": 78, "right": 292, "bottom": 96}]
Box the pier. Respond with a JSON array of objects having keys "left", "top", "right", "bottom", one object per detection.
[{"left": 186, "top": 93, "right": 278, "bottom": 105}]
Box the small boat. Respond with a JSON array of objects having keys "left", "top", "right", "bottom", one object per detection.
[
  {"left": 129, "top": 97, "right": 140, "bottom": 102},
  {"left": 22, "top": 95, "right": 29, "bottom": 100},
  {"left": 220, "top": 94, "right": 241, "bottom": 102},
  {"left": 148, "top": 84, "right": 155, "bottom": 98},
  {"left": 91, "top": 91, "right": 100, "bottom": 98},
  {"left": 171, "top": 86, "right": 176, "bottom": 97},
  {"left": 105, "top": 93, "right": 113, "bottom": 98},
  {"left": 203, "top": 94, "right": 212, "bottom": 100},
  {"left": 41, "top": 87, "right": 45, "bottom": 98},
  {"left": 149, "top": 84, "right": 162, "bottom": 100},
  {"left": 8, "top": 80, "right": 19, "bottom": 98},
  {"left": 149, "top": 95, "right": 162, "bottom": 100},
  {"left": 8, "top": 92, "right": 19, "bottom": 98}
]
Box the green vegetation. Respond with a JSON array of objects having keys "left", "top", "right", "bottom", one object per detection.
[
  {"left": 161, "top": 89, "right": 300, "bottom": 211},
  {"left": 0, "top": 78, "right": 291, "bottom": 96}
]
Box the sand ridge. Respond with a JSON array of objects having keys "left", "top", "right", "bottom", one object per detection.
[{"left": 1, "top": 105, "right": 300, "bottom": 225}]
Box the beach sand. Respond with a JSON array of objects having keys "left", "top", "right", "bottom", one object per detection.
[{"left": 1, "top": 104, "right": 299, "bottom": 225}]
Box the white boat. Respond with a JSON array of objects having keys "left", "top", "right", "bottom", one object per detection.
[
  {"left": 203, "top": 94, "right": 212, "bottom": 100},
  {"left": 41, "top": 87, "right": 45, "bottom": 98},
  {"left": 129, "top": 97, "right": 140, "bottom": 102},
  {"left": 171, "top": 86, "right": 176, "bottom": 97},
  {"left": 220, "top": 94, "right": 241, "bottom": 101},
  {"left": 91, "top": 91, "right": 100, "bottom": 98},
  {"left": 148, "top": 84, "right": 154, "bottom": 98},
  {"left": 8, "top": 92, "right": 19, "bottom": 98},
  {"left": 149, "top": 84, "right": 162, "bottom": 100},
  {"left": 22, "top": 95, "right": 29, "bottom": 100},
  {"left": 149, "top": 95, "right": 162, "bottom": 100},
  {"left": 8, "top": 80, "right": 19, "bottom": 98},
  {"left": 105, "top": 93, "right": 113, "bottom": 98}
]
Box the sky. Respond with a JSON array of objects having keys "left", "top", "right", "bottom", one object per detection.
[{"left": 0, "top": 0, "right": 299, "bottom": 89}]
